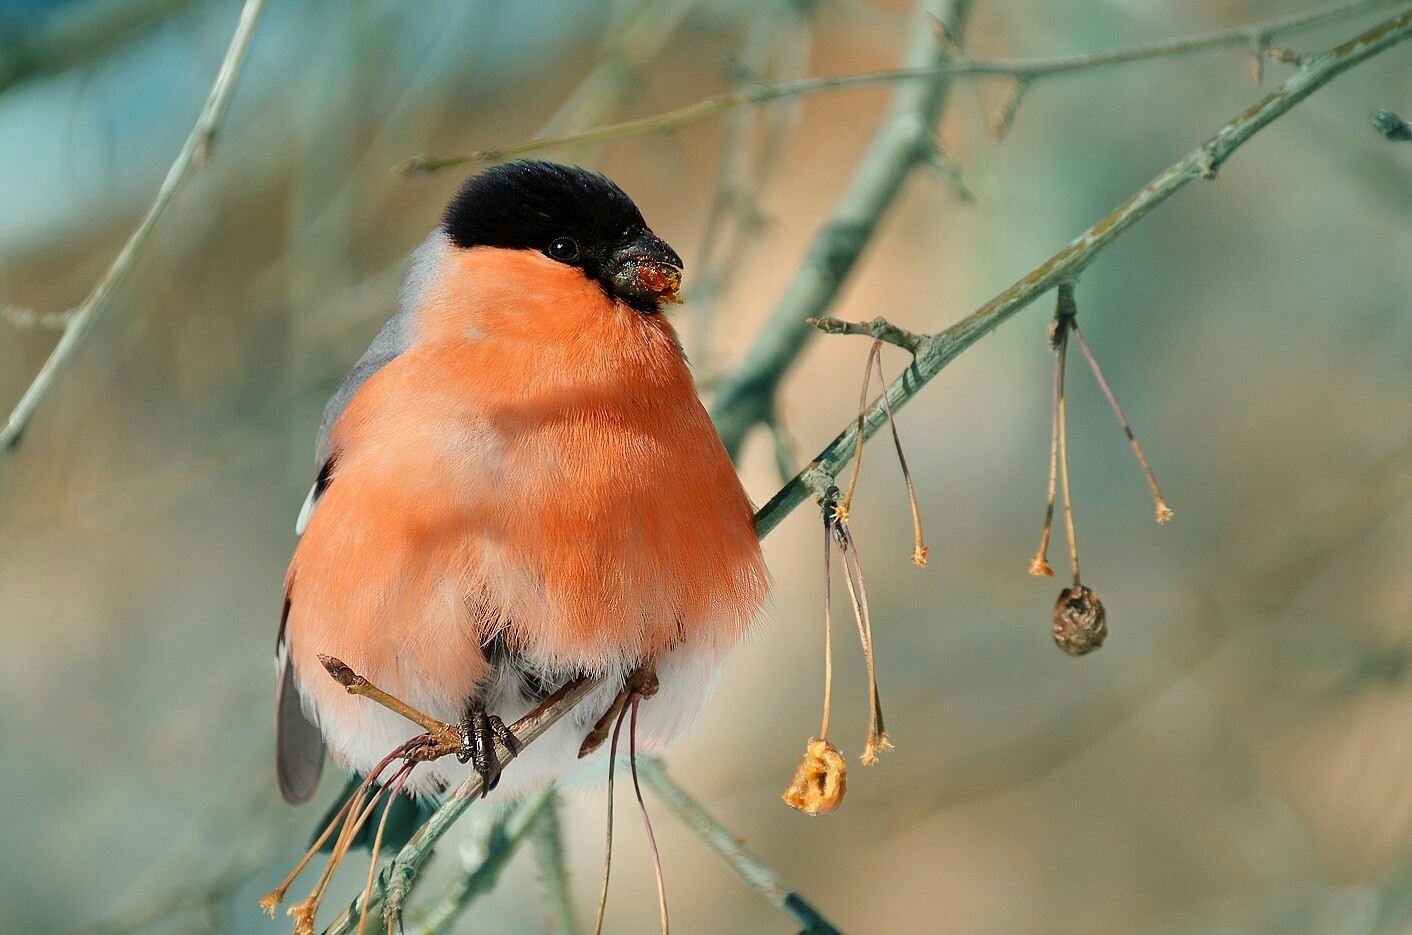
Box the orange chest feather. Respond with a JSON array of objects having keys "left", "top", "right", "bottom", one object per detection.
[{"left": 293, "top": 255, "right": 766, "bottom": 670}]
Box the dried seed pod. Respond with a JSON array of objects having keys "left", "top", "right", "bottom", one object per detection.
[
  {"left": 782, "top": 738, "right": 847, "bottom": 816},
  {"left": 1052, "top": 585, "right": 1107, "bottom": 656}
]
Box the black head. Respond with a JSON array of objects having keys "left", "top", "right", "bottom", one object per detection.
[{"left": 441, "top": 161, "right": 683, "bottom": 313}]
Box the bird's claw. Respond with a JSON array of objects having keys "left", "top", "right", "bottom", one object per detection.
[{"left": 456, "top": 708, "right": 521, "bottom": 796}]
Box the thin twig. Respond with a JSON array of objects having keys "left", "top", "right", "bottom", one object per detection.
[
  {"left": 0, "top": 0, "right": 267, "bottom": 450},
  {"left": 397, "top": 0, "right": 1394, "bottom": 174},
  {"left": 635, "top": 757, "right": 844, "bottom": 935},
  {"left": 808, "top": 316, "right": 929, "bottom": 355},
  {"left": 753, "top": 7, "right": 1412, "bottom": 540}
]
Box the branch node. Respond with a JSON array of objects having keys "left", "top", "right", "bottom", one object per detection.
[
  {"left": 2, "top": 305, "right": 76, "bottom": 332},
  {"left": 922, "top": 143, "right": 976, "bottom": 203},
  {"left": 991, "top": 79, "right": 1030, "bottom": 141},
  {"left": 1374, "top": 108, "right": 1412, "bottom": 142},
  {"left": 1263, "top": 45, "right": 1309, "bottom": 67}
]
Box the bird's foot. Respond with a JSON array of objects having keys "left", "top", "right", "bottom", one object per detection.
[
  {"left": 578, "top": 663, "right": 659, "bottom": 758},
  {"left": 456, "top": 708, "right": 522, "bottom": 796}
]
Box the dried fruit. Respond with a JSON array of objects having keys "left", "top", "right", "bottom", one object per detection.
[
  {"left": 1052, "top": 585, "right": 1107, "bottom": 656},
  {"left": 782, "top": 739, "right": 847, "bottom": 816}
]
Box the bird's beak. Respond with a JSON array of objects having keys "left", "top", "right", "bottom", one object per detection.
[{"left": 610, "top": 230, "right": 683, "bottom": 311}]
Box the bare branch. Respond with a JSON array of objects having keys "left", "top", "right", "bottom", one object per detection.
[
  {"left": 808, "top": 316, "right": 929, "bottom": 355},
  {"left": 0, "top": 0, "right": 266, "bottom": 451},
  {"left": 410, "top": 788, "right": 558, "bottom": 935},
  {"left": 635, "top": 757, "right": 844, "bottom": 935},
  {"left": 528, "top": 795, "right": 579, "bottom": 935},
  {"left": 397, "top": 0, "right": 1395, "bottom": 174},
  {"left": 754, "top": 7, "right": 1412, "bottom": 540}
]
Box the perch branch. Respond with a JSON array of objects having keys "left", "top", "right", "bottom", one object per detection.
[
  {"left": 410, "top": 788, "right": 559, "bottom": 935},
  {"left": 321, "top": 675, "right": 605, "bottom": 934},
  {"left": 635, "top": 757, "right": 843, "bottom": 935},
  {"left": 396, "top": 0, "right": 1394, "bottom": 174},
  {"left": 0, "top": 0, "right": 266, "bottom": 450},
  {"left": 755, "top": 7, "right": 1412, "bottom": 539}
]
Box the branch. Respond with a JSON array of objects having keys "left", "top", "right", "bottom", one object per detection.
[
  {"left": 754, "top": 6, "right": 1412, "bottom": 540},
  {"left": 409, "top": 788, "right": 558, "bottom": 935},
  {"left": 0, "top": 0, "right": 266, "bottom": 451},
  {"left": 807, "top": 316, "right": 929, "bottom": 354},
  {"left": 527, "top": 794, "right": 579, "bottom": 935},
  {"left": 321, "top": 675, "right": 606, "bottom": 934},
  {"left": 635, "top": 757, "right": 843, "bottom": 935},
  {"left": 395, "top": 0, "right": 1394, "bottom": 174},
  {"left": 709, "top": 0, "right": 977, "bottom": 459}
]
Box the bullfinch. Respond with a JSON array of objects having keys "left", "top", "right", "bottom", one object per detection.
[{"left": 275, "top": 161, "right": 770, "bottom": 815}]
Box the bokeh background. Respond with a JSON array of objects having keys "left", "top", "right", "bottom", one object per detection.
[{"left": 2, "top": 0, "right": 1411, "bottom": 932}]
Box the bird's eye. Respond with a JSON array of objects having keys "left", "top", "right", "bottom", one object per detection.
[{"left": 547, "top": 237, "right": 579, "bottom": 261}]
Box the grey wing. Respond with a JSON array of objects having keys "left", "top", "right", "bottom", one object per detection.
[
  {"left": 276, "top": 593, "right": 324, "bottom": 804},
  {"left": 277, "top": 230, "right": 448, "bottom": 802}
]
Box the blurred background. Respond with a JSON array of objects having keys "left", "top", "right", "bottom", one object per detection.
[{"left": 2, "top": 0, "right": 1411, "bottom": 932}]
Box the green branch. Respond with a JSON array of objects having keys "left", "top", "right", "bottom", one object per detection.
[{"left": 754, "top": 5, "right": 1412, "bottom": 539}]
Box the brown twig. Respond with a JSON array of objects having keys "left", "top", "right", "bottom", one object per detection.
[{"left": 807, "top": 316, "right": 929, "bottom": 355}]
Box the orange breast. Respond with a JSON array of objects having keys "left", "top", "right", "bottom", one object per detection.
[{"left": 284, "top": 246, "right": 767, "bottom": 719}]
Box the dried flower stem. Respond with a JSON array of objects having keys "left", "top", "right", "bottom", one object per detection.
[
  {"left": 630, "top": 700, "right": 670, "bottom": 935},
  {"left": 358, "top": 763, "right": 413, "bottom": 935},
  {"left": 870, "top": 348, "right": 929, "bottom": 566},
  {"left": 840, "top": 341, "right": 883, "bottom": 518},
  {"left": 592, "top": 704, "right": 631, "bottom": 935},
  {"left": 1030, "top": 338, "right": 1062, "bottom": 578},
  {"left": 1069, "top": 323, "right": 1173, "bottom": 522},
  {"left": 1054, "top": 324, "right": 1082, "bottom": 586},
  {"left": 821, "top": 516, "right": 835, "bottom": 742},
  {"left": 838, "top": 528, "right": 891, "bottom": 764}
]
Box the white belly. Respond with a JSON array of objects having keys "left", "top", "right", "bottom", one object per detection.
[{"left": 320, "top": 632, "right": 726, "bottom": 801}]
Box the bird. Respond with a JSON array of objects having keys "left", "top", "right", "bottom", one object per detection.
[{"left": 275, "top": 160, "right": 770, "bottom": 817}]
